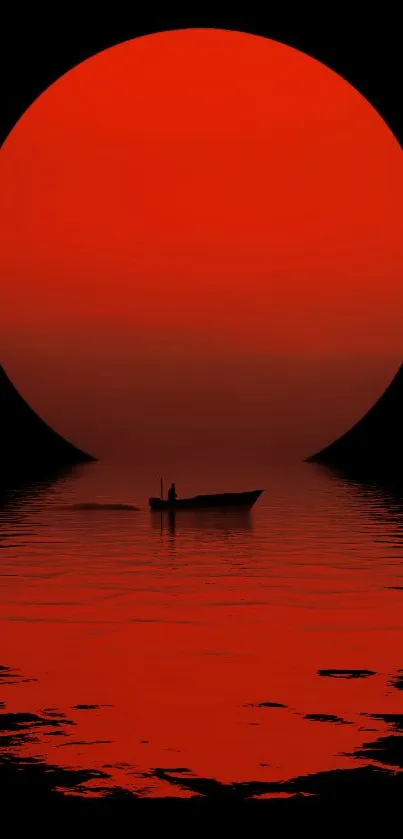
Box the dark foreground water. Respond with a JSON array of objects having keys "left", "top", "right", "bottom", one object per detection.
[{"left": 1, "top": 460, "right": 403, "bottom": 810}]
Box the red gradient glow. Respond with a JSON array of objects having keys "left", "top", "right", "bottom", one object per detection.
[{"left": 0, "top": 29, "right": 402, "bottom": 459}]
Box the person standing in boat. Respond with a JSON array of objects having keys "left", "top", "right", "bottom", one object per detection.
[{"left": 167, "top": 482, "right": 177, "bottom": 503}]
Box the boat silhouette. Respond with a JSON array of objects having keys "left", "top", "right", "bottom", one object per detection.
[{"left": 149, "top": 489, "right": 263, "bottom": 511}]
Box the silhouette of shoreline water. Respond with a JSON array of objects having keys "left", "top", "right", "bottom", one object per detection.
[
  {"left": 306, "top": 362, "right": 403, "bottom": 483},
  {"left": 0, "top": 466, "right": 83, "bottom": 516},
  {"left": 0, "top": 363, "right": 96, "bottom": 486},
  {"left": 3, "top": 357, "right": 403, "bottom": 489},
  {"left": 315, "top": 464, "right": 403, "bottom": 539},
  {"left": 1, "top": 663, "right": 403, "bottom": 820},
  {"left": 3, "top": 358, "right": 403, "bottom": 489}
]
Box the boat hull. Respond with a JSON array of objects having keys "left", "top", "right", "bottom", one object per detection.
[{"left": 149, "top": 489, "right": 263, "bottom": 511}]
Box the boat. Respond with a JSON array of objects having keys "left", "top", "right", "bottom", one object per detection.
[{"left": 149, "top": 489, "right": 263, "bottom": 511}]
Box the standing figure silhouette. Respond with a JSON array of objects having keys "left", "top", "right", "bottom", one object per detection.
[{"left": 167, "top": 482, "right": 177, "bottom": 503}]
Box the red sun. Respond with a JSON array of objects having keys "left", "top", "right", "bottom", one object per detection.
[{"left": 0, "top": 29, "right": 402, "bottom": 462}]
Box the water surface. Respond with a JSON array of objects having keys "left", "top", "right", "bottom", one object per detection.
[{"left": 1, "top": 461, "right": 403, "bottom": 800}]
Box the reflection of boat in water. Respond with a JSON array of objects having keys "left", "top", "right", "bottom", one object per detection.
[
  {"left": 153, "top": 507, "right": 254, "bottom": 533},
  {"left": 149, "top": 489, "right": 263, "bottom": 511},
  {"left": 152, "top": 508, "right": 254, "bottom": 538}
]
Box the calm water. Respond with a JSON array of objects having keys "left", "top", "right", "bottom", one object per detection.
[{"left": 1, "top": 460, "right": 403, "bottom": 800}]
